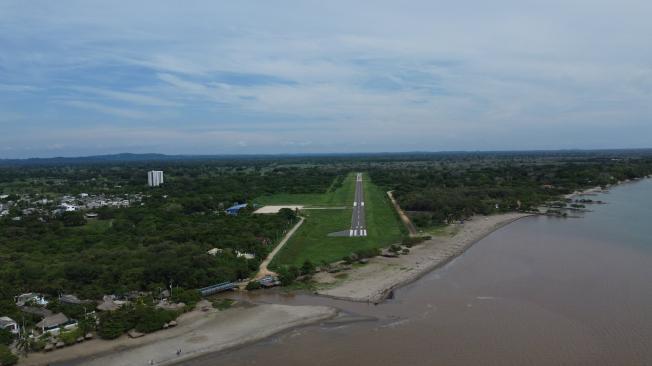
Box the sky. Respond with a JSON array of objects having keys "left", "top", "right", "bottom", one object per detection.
[{"left": 1, "top": 0, "right": 651, "bottom": 158}]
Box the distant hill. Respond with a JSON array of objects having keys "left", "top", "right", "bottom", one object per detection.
[{"left": 1, "top": 149, "right": 652, "bottom": 166}]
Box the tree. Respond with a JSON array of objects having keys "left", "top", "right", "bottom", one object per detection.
[
  {"left": 0, "top": 329, "right": 13, "bottom": 346},
  {"left": 15, "top": 333, "right": 32, "bottom": 358},
  {"left": 61, "top": 211, "right": 87, "bottom": 227},
  {"left": 300, "top": 260, "right": 315, "bottom": 276}
]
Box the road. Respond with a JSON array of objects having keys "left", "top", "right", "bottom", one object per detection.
[
  {"left": 253, "top": 216, "right": 305, "bottom": 281},
  {"left": 350, "top": 173, "right": 367, "bottom": 237}
]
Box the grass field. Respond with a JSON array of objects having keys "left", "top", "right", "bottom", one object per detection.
[
  {"left": 256, "top": 174, "right": 355, "bottom": 206},
  {"left": 271, "top": 173, "right": 406, "bottom": 267}
]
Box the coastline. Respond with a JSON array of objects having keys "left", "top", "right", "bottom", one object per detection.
[
  {"left": 314, "top": 212, "right": 533, "bottom": 303},
  {"left": 23, "top": 303, "right": 336, "bottom": 366}
]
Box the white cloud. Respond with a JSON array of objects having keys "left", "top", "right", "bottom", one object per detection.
[{"left": 0, "top": 0, "right": 651, "bottom": 156}]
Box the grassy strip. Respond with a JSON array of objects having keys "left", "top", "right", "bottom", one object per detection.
[
  {"left": 271, "top": 173, "right": 405, "bottom": 267},
  {"left": 256, "top": 173, "right": 355, "bottom": 206}
]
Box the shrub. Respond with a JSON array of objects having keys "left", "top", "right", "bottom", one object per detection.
[
  {"left": 277, "top": 265, "right": 300, "bottom": 285},
  {"left": 59, "top": 329, "right": 81, "bottom": 346},
  {"left": 0, "top": 344, "right": 18, "bottom": 366},
  {"left": 300, "top": 260, "right": 315, "bottom": 275},
  {"left": 0, "top": 329, "right": 14, "bottom": 346},
  {"left": 245, "top": 281, "right": 261, "bottom": 291},
  {"left": 171, "top": 288, "right": 201, "bottom": 308},
  {"left": 134, "top": 305, "right": 177, "bottom": 334}
]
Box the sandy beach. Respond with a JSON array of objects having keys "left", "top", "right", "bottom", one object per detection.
[
  {"left": 315, "top": 212, "right": 532, "bottom": 303},
  {"left": 23, "top": 302, "right": 336, "bottom": 366}
]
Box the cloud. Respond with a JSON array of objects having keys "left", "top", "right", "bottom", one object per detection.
[
  {"left": 63, "top": 100, "right": 148, "bottom": 119},
  {"left": 0, "top": 0, "right": 651, "bottom": 157}
]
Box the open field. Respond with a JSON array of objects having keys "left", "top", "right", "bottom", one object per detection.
[
  {"left": 271, "top": 173, "right": 405, "bottom": 267},
  {"left": 256, "top": 174, "right": 354, "bottom": 206}
]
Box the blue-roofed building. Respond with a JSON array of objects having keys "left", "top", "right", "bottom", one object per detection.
[{"left": 225, "top": 203, "right": 248, "bottom": 215}]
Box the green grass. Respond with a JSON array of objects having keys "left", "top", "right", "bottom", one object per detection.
[
  {"left": 256, "top": 174, "right": 355, "bottom": 206},
  {"left": 271, "top": 173, "right": 405, "bottom": 267}
]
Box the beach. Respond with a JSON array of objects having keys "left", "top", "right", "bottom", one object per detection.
[
  {"left": 24, "top": 302, "right": 336, "bottom": 366},
  {"left": 315, "top": 212, "right": 532, "bottom": 303}
]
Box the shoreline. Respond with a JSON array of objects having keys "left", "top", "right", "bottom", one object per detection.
[
  {"left": 314, "top": 212, "right": 533, "bottom": 303},
  {"left": 24, "top": 303, "right": 336, "bottom": 366}
]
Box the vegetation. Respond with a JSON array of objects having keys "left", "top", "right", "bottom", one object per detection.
[
  {"left": 271, "top": 174, "right": 405, "bottom": 266},
  {"left": 0, "top": 344, "right": 18, "bottom": 366},
  {"left": 369, "top": 153, "right": 652, "bottom": 228},
  {"left": 1, "top": 151, "right": 651, "bottom": 326},
  {"left": 97, "top": 302, "right": 178, "bottom": 339}
]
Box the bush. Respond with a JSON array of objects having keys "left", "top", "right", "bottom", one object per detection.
[
  {"left": 300, "top": 260, "right": 315, "bottom": 275},
  {"left": 98, "top": 307, "right": 135, "bottom": 339},
  {"left": 171, "top": 288, "right": 201, "bottom": 308},
  {"left": 277, "top": 265, "right": 300, "bottom": 285},
  {"left": 0, "top": 344, "right": 18, "bottom": 366},
  {"left": 245, "top": 281, "right": 261, "bottom": 291},
  {"left": 59, "top": 328, "right": 82, "bottom": 346},
  {"left": 401, "top": 236, "right": 430, "bottom": 247},
  {"left": 0, "top": 329, "right": 14, "bottom": 346},
  {"left": 134, "top": 305, "right": 177, "bottom": 334},
  {"left": 354, "top": 248, "right": 380, "bottom": 259}
]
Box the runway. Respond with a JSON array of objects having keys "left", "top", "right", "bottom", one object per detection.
[{"left": 350, "top": 173, "right": 367, "bottom": 237}]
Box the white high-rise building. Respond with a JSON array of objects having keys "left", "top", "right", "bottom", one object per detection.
[{"left": 147, "top": 171, "right": 164, "bottom": 187}]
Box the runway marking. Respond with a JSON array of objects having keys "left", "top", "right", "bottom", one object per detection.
[
  {"left": 361, "top": 202, "right": 365, "bottom": 206},
  {"left": 349, "top": 229, "right": 353, "bottom": 236},
  {"left": 353, "top": 202, "right": 357, "bottom": 207}
]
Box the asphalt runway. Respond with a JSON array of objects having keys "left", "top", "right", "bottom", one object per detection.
[{"left": 350, "top": 173, "right": 367, "bottom": 237}]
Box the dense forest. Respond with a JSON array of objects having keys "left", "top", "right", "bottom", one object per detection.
[{"left": 369, "top": 154, "right": 652, "bottom": 226}]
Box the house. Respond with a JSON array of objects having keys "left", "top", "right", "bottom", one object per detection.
[
  {"left": 59, "top": 294, "right": 91, "bottom": 305},
  {"left": 207, "top": 248, "right": 224, "bottom": 256},
  {"left": 15, "top": 293, "right": 48, "bottom": 307},
  {"left": 235, "top": 250, "right": 255, "bottom": 260},
  {"left": 0, "top": 316, "right": 19, "bottom": 335},
  {"left": 225, "top": 203, "right": 248, "bottom": 215},
  {"left": 20, "top": 306, "right": 53, "bottom": 318},
  {"left": 35, "top": 313, "right": 75, "bottom": 335},
  {"left": 96, "top": 296, "right": 123, "bottom": 312}
]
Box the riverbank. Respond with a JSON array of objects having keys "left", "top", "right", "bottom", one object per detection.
[
  {"left": 314, "top": 212, "right": 532, "bottom": 303},
  {"left": 23, "top": 302, "right": 336, "bottom": 366}
]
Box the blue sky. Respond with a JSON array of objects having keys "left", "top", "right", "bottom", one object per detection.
[{"left": 1, "top": 0, "right": 651, "bottom": 158}]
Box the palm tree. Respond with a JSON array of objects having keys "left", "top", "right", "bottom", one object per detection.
[{"left": 15, "top": 333, "right": 32, "bottom": 357}]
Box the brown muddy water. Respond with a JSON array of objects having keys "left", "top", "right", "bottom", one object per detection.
[{"left": 185, "top": 179, "right": 652, "bottom": 366}]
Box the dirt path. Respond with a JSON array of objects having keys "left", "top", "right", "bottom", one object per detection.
[
  {"left": 387, "top": 191, "right": 418, "bottom": 237},
  {"left": 254, "top": 217, "right": 304, "bottom": 280}
]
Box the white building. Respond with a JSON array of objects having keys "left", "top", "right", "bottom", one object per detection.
[
  {"left": 147, "top": 171, "right": 164, "bottom": 187},
  {"left": 0, "top": 316, "right": 19, "bottom": 335}
]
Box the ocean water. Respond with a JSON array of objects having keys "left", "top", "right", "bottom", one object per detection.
[{"left": 185, "top": 179, "right": 652, "bottom": 366}]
